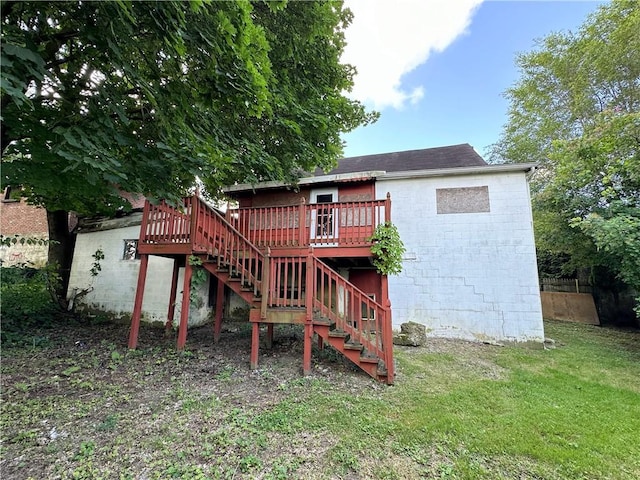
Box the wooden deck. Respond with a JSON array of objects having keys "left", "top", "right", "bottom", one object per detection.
[{"left": 129, "top": 195, "right": 395, "bottom": 383}]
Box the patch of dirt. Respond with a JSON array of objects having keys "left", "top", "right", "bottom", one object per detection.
[{"left": 0, "top": 319, "right": 378, "bottom": 479}]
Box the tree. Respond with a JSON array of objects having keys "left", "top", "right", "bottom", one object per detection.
[
  {"left": 490, "top": 0, "right": 640, "bottom": 318},
  {"left": 1, "top": 1, "right": 375, "bottom": 292}
]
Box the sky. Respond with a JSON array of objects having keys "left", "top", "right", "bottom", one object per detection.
[{"left": 341, "top": 0, "right": 606, "bottom": 160}]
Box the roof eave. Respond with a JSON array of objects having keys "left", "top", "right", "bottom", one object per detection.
[
  {"left": 223, "top": 171, "right": 386, "bottom": 195},
  {"left": 377, "top": 163, "right": 538, "bottom": 181}
]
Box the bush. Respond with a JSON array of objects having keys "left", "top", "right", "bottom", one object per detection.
[{"left": 1, "top": 266, "right": 60, "bottom": 345}]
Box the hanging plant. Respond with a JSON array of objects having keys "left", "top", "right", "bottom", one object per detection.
[{"left": 369, "top": 222, "right": 406, "bottom": 275}]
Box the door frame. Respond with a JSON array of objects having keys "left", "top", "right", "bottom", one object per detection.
[{"left": 310, "top": 187, "right": 339, "bottom": 245}]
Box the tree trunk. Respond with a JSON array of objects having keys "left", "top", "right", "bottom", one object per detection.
[{"left": 47, "top": 209, "right": 76, "bottom": 302}]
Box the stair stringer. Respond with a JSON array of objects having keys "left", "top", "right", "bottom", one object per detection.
[{"left": 312, "top": 322, "right": 389, "bottom": 382}]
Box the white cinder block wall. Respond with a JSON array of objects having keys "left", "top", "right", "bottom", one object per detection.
[
  {"left": 67, "top": 221, "right": 211, "bottom": 327},
  {"left": 377, "top": 170, "right": 544, "bottom": 342}
]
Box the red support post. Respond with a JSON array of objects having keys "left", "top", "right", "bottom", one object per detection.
[
  {"left": 165, "top": 258, "right": 180, "bottom": 333},
  {"left": 139, "top": 200, "right": 151, "bottom": 244},
  {"left": 261, "top": 248, "right": 271, "bottom": 319},
  {"left": 381, "top": 274, "right": 394, "bottom": 384},
  {"left": 250, "top": 322, "right": 260, "bottom": 369},
  {"left": 189, "top": 196, "right": 199, "bottom": 248},
  {"left": 385, "top": 192, "right": 391, "bottom": 223},
  {"left": 303, "top": 248, "right": 314, "bottom": 375},
  {"left": 177, "top": 259, "right": 192, "bottom": 350},
  {"left": 128, "top": 254, "right": 149, "bottom": 349},
  {"left": 298, "top": 198, "right": 306, "bottom": 247},
  {"left": 214, "top": 279, "right": 224, "bottom": 343}
]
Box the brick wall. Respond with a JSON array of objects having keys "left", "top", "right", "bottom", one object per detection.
[
  {"left": 0, "top": 196, "right": 49, "bottom": 266},
  {"left": 377, "top": 171, "right": 544, "bottom": 343},
  {"left": 0, "top": 197, "right": 49, "bottom": 235}
]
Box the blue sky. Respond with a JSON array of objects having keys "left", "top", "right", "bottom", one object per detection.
[{"left": 341, "top": 1, "right": 605, "bottom": 160}]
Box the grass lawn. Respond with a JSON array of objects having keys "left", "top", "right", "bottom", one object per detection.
[{"left": 1, "top": 319, "right": 639, "bottom": 479}]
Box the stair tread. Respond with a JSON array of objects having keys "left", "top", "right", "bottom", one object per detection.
[
  {"left": 343, "top": 343, "right": 363, "bottom": 351},
  {"left": 328, "top": 330, "right": 349, "bottom": 338},
  {"left": 312, "top": 318, "right": 332, "bottom": 326},
  {"left": 359, "top": 356, "right": 380, "bottom": 364}
]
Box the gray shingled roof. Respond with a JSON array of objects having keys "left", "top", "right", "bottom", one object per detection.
[{"left": 315, "top": 143, "right": 487, "bottom": 176}]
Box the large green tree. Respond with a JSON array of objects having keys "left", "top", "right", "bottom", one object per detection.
[
  {"left": 490, "top": 0, "right": 640, "bottom": 318},
  {"left": 1, "top": 0, "right": 375, "bottom": 289}
]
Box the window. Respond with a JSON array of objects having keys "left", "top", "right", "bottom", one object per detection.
[
  {"left": 123, "top": 239, "right": 140, "bottom": 260},
  {"left": 361, "top": 294, "right": 376, "bottom": 321},
  {"left": 2, "top": 186, "right": 19, "bottom": 203}
]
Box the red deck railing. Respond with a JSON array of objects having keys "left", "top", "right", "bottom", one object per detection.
[
  {"left": 311, "top": 256, "right": 392, "bottom": 375},
  {"left": 138, "top": 195, "right": 394, "bottom": 379},
  {"left": 140, "top": 198, "right": 192, "bottom": 245},
  {"left": 228, "top": 197, "right": 389, "bottom": 248},
  {"left": 261, "top": 251, "right": 393, "bottom": 377}
]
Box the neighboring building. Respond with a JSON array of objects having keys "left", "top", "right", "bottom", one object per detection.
[
  {"left": 67, "top": 212, "right": 213, "bottom": 326},
  {"left": 66, "top": 144, "right": 544, "bottom": 383},
  {"left": 0, "top": 187, "right": 49, "bottom": 267}
]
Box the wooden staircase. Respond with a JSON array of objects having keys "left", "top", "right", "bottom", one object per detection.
[{"left": 129, "top": 196, "right": 394, "bottom": 384}]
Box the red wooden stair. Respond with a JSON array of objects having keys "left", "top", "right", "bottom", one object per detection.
[{"left": 129, "top": 195, "right": 394, "bottom": 384}]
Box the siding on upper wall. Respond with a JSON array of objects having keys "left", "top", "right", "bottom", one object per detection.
[
  {"left": 239, "top": 189, "right": 310, "bottom": 208},
  {"left": 236, "top": 181, "right": 376, "bottom": 208},
  {"left": 338, "top": 182, "right": 375, "bottom": 202},
  {"left": 377, "top": 171, "right": 543, "bottom": 343},
  {"left": 67, "top": 223, "right": 210, "bottom": 326}
]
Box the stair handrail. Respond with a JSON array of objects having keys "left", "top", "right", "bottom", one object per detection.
[
  {"left": 311, "top": 257, "right": 392, "bottom": 370},
  {"left": 190, "top": 196, "right": 265, "bottom": 294}
]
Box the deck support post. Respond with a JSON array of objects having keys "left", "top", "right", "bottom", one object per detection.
[
  {"left": 298, "top": 198, "right": 306, "bottom": 246},
  {"left": 165, "top": 258, "right": 180, "bottom": 333},
  {"left": 214, "top": 280, "right": 224, "bottom": 343},
  {"left": 250, "top": 322, "right": 260, "bottom": 369},
  {"left": 317, "top": 335, "right": 324, "bottom": 350},
  {"left": 177, "top": 259, "right": 192, "bottom": 350},
  {"left": 381, "top": 274, "right": 394, "bottom": 384},
  {"left": 266, "top": 323, "right": 274, "bottom": 349},
  {"left": 385, "top": 192, "right": 391, "bottom": 223},
  {"left": 128, "top": 254, "right": 149, "bottom": 349},
  {"left": 303, "top": 323, "right": 313, "bottom": 375},
  {"left": 303, "top": 247, "right": 314, "bottom": 376}
]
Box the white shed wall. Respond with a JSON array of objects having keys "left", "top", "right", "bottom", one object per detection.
[
  {"left": 377, "top": 171, "right": 544, "bottom": 342},
  {"left": 67, "top": 223, "right": 211, "bottom": 327}
]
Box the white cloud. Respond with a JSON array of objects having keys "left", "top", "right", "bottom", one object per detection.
[{"left": 342, "top": 0, "right": 483, "bottom": 110}]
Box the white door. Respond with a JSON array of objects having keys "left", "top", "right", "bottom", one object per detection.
[{"left": 310, "top": 188, "right": 338, "bottom": 245}]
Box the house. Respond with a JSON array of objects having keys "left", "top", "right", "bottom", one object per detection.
[
  {"left": 0, "top": 187, "right": 49, "bottom": 267},
  {"left": 66, "top": 144, "right": 544, "bottom": 384}
]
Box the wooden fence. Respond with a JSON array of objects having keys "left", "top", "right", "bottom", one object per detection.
[{"left": 540, "top": 277, "right": 593, "bottom": 294}]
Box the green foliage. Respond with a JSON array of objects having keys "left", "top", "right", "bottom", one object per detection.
[
  {"left": 0, "top": 266, "right": 61, "bottom": 345},
  {"left": 573, "top": 208, "right": 640, "bottom": 314},
  {"left": 188, "top": 255, "right": 207, "bottom": 309},
  {"left": 89, "top": 249, "right": 105, "bottom": 277},
  {"left": 1, "top": 1, "right": 374, "bottom": 217},
  {"left": 0, "top": 234, "right": 49, "bottom": 247},
  {"left": 490, "top": 0, "right": 640, "bottom": 315},
  {"left": 369, "top": 222, "right": 406, "bottom": 275}
]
